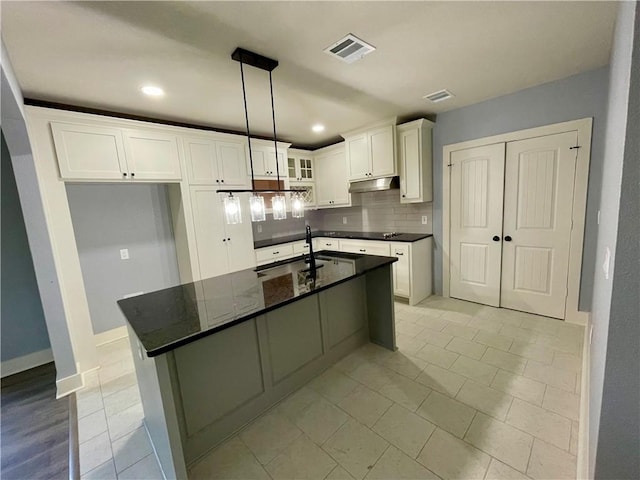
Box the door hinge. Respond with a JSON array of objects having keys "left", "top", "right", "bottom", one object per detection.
[{"left": 569, "top": 145, "right": 581, "bottom": 150}]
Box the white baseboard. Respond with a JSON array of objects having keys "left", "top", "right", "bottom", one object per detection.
[
  {"left": 94, "top": 326, "right": 128, "bottom": 346},
  {"left": 577, "top": 318, "right": 592, "bottom": 479},
  {"left": 0, "top": 348, "right": 54, "bottom": 378},
  {"left": 56, "top": 371, "right": 84, "bottom": 398},
  {"left": 567, "top": 310, "right": 590, "bottom": 326}
]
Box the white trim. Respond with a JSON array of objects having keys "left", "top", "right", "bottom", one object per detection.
[
  {"left": 94, "top": 326, "right": 129, "bottom": 346},
  {"left": 55, "top": 371, "right": 84, "bottom": 398},
  {"left": 577, "top": 318, "right": 592, "bottom": 480},
  {"left": 442, "top": 118, "right": 592, "bottom": 321},
  {"left": 0, "top": 348, "right": 54, "bottom": 378}
]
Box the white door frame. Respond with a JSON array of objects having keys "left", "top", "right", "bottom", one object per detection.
[{"left": 442, "top": 118, "right": 592, "bottom": 325}]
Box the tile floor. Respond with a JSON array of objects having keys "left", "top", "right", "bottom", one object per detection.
[{"left": 77, "top": 296, "right": 584, "bottom": 479}]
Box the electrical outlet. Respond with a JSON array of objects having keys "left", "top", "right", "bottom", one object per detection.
[
  {"left": 421, "top": 216, "right": 428, "bottom": 225},
  {"left": 120, "top": 248, "right": 129, "bottom": 260},
  {"left": 343, "top": 217, "right": 348, "bottom": 224},
  {"left": 257, "top": 224, "right": 262, "bottom": 233}
]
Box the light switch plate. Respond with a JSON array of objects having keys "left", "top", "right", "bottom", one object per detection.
[
  {"left": 120, "top": 248, "right": 129, "bottom": 260},
  {"left": 421, "top": 216, "right": 428, "bottom": 225},
  {"left": 343, "top": 217, "right": 348, "bottom": 224}
]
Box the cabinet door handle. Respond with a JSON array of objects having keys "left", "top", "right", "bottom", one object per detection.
[
  {"left": 123, "top": 172, "right": 127, "bottom": 177},
  {"left": 221, "top": 179, "right": 224, "bottom": 183},
  {"left": 395, "top": 252, "right": 404, "bottom": 256},
  {"left": 359, "top": 249, "right": 366, "bottom": 252},
  {"left": 402, "top": 194, "right": 406, "bottom": 198},
  {"left": 504, "top": 236, "right": 512, "bottom": 242},
  {"left": 492, "top": 235, "right": 500, "bottom": 242},
  {"left": 326, "top": 243, "right": 332, "bottom": 246},
  {"left": 222, "top": 238, "right": 226, "bottom": 242},
  {"left": 216, "top": 179, "right": 220, "bottom": 183},
  {"left": 273, "top": 251, "right": 279, "bottom": 255},
  {"left": 131, "top": 173, "right": 135, "bottom": 177},
  {"left": 227, "top": 238, "right": 231, "bottom": 241}
]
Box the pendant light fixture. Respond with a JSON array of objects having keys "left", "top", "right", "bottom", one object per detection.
[
  {"left": 291, "top": 193, "right": 305, "bottom": 218},
  {"left": 218, "top": 48, "right": 303, "bottom": 223}
]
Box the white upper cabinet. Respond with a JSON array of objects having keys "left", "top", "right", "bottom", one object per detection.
[
  {"left": 397, "top": 119, "right": 434, "bottom": 203},
  {"left": 343, "top": 122, "right": 396, "bottom": 181},
  {"left": 248, "top": 144, "right": 288, "bottom": 178},
  {"left": 345, "top": 134, "right": 369, "bottom": 180},
  {"left": 287, "top": 149, "right": 314, "bottom": 183},
  {"left": 314, "top": 144, "right": 350, "bottom": 208},
  {"left": 51, "top": 122, "right": 182, "bottom": 181},
  {"left": 184, "top": 137, "right": 248, "bottom": 187},
  {"left": 217, "top": 141, "right": 248, "bottom": 186},
  {"left": 122, "top": 129, "right": 181, "bottom": 180},
  {"left": 51, "top": 122, "right": 127, "bottom": 180}
]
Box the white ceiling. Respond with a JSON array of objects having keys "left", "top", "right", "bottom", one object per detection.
[{"left": 2, "top": 1, "right": 617, "bottom": 148}]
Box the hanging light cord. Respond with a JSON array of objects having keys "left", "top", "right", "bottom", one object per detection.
[
  {"left": 239, "top": 59, "right": 256, "bottom": 191},
  {"left": 269, "top": 71, "right": 281, "bottom": 191}
]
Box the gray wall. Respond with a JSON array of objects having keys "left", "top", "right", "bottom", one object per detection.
[
  {"left": 590, "top": 2, "right": 639, "bottom": 478},
  {"left": 432, "top": 66, "right": 610, "bottom": 310},
  {"left": 66, "top": 184, "right": 180, "bottom": 334},
  {"left": 1, "top": 132, "right": 51, "bottom": 361}
]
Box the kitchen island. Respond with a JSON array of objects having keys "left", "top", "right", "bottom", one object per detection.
[{"left": 118, "top": 251, "right": 397, "bottom": 479}]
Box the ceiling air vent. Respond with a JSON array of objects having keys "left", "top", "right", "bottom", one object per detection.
[
  {"left": 423, "top": 89, "right": 455, "bottom": 103},
  {"left": 324, "top": 34, "right": 375, "bottom": 64}
]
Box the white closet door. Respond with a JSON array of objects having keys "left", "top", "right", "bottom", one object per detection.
[
  {"left": 449, "top": 144, "right": 506, "bottom": 307},
  {"left": 500, "top": 131, "right": 578, "bottom": 319}
]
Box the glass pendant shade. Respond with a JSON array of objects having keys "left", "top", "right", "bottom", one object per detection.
[
  {"left": 291, "top": 194, "right": 304, "bottom": 218},
  {"left": 224, "top": 194, "right": 241, "bottom": 224},
  {"left": 272, "top": 194, "right": 287, "bottom": 220},
  {"left": 250, "top": 195, "right": 266, "bottom": 222}
]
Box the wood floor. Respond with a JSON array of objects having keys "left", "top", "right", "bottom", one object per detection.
[{"left": 1, "top": 362, "right": 71, "bottom": 480}]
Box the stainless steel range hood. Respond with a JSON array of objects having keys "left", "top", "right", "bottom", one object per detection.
[{"left": 348, "top": 176, "right": 400, "bottom": 194}]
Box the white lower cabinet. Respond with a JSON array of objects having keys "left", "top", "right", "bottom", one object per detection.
[
  {"left": 333, "top": 237, "right": 432, "bottom": 305},
  {"left": 190, "top": 187, "right": 255, "bottom": 279},
  {"left": 315, "top": 237, "right": 340, "bottom": 250},
  {"left": 390, "top": 238, "right": 433, "bottom": 305},
  {"left": 391, "top": 243, "right": 411, "bottom": 297},
  {"left": 338, "top": 239, "right": 391, "bottom": 256},
  {"left": 255, "top": 239, "right": 317, "bottom": 266},
  {"left": 255, "top": 244, "right": 295, "bottom": 266}
]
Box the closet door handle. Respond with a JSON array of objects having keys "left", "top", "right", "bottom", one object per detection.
[
  {"left": 504, "top": 236, "right": 512, "bottom": 242},
  {"left": 492, "top": 236, "right": 500, "bottom": 242}
]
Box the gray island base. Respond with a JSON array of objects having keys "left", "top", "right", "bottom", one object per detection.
[{"left": 123, "top": 256, "right": 397, "bottom": 479}]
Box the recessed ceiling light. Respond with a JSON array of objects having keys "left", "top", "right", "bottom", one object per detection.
[
  {"left": 312, "top": 124, "right": 325, "bottom": 133},
  {"left": 141, "top": 85, "right": 164, "bottom": 97}
]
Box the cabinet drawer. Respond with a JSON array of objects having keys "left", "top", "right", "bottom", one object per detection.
[
  {"left": 339, "top": 239, "right": 390, "bottom": 256},
  {"left": 316, "top": 237, "right": 339, "bottom": 250},
  {"left": 255, "top": 244, "right": 294, "bottom": 264},
  {"left": 292, "top": 241, "right": 314, "bottom": 255}
]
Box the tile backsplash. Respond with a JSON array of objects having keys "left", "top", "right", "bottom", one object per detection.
[{"left": 253, "top": 190, "right": 432, "bottom": 240}]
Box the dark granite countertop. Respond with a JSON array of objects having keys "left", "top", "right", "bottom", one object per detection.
[
  {"left": 254, "top": 230, "right": 432, "bottom": 249},
  {"left": 118, "top": 251, "right": 397, "bottom": 357}
]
